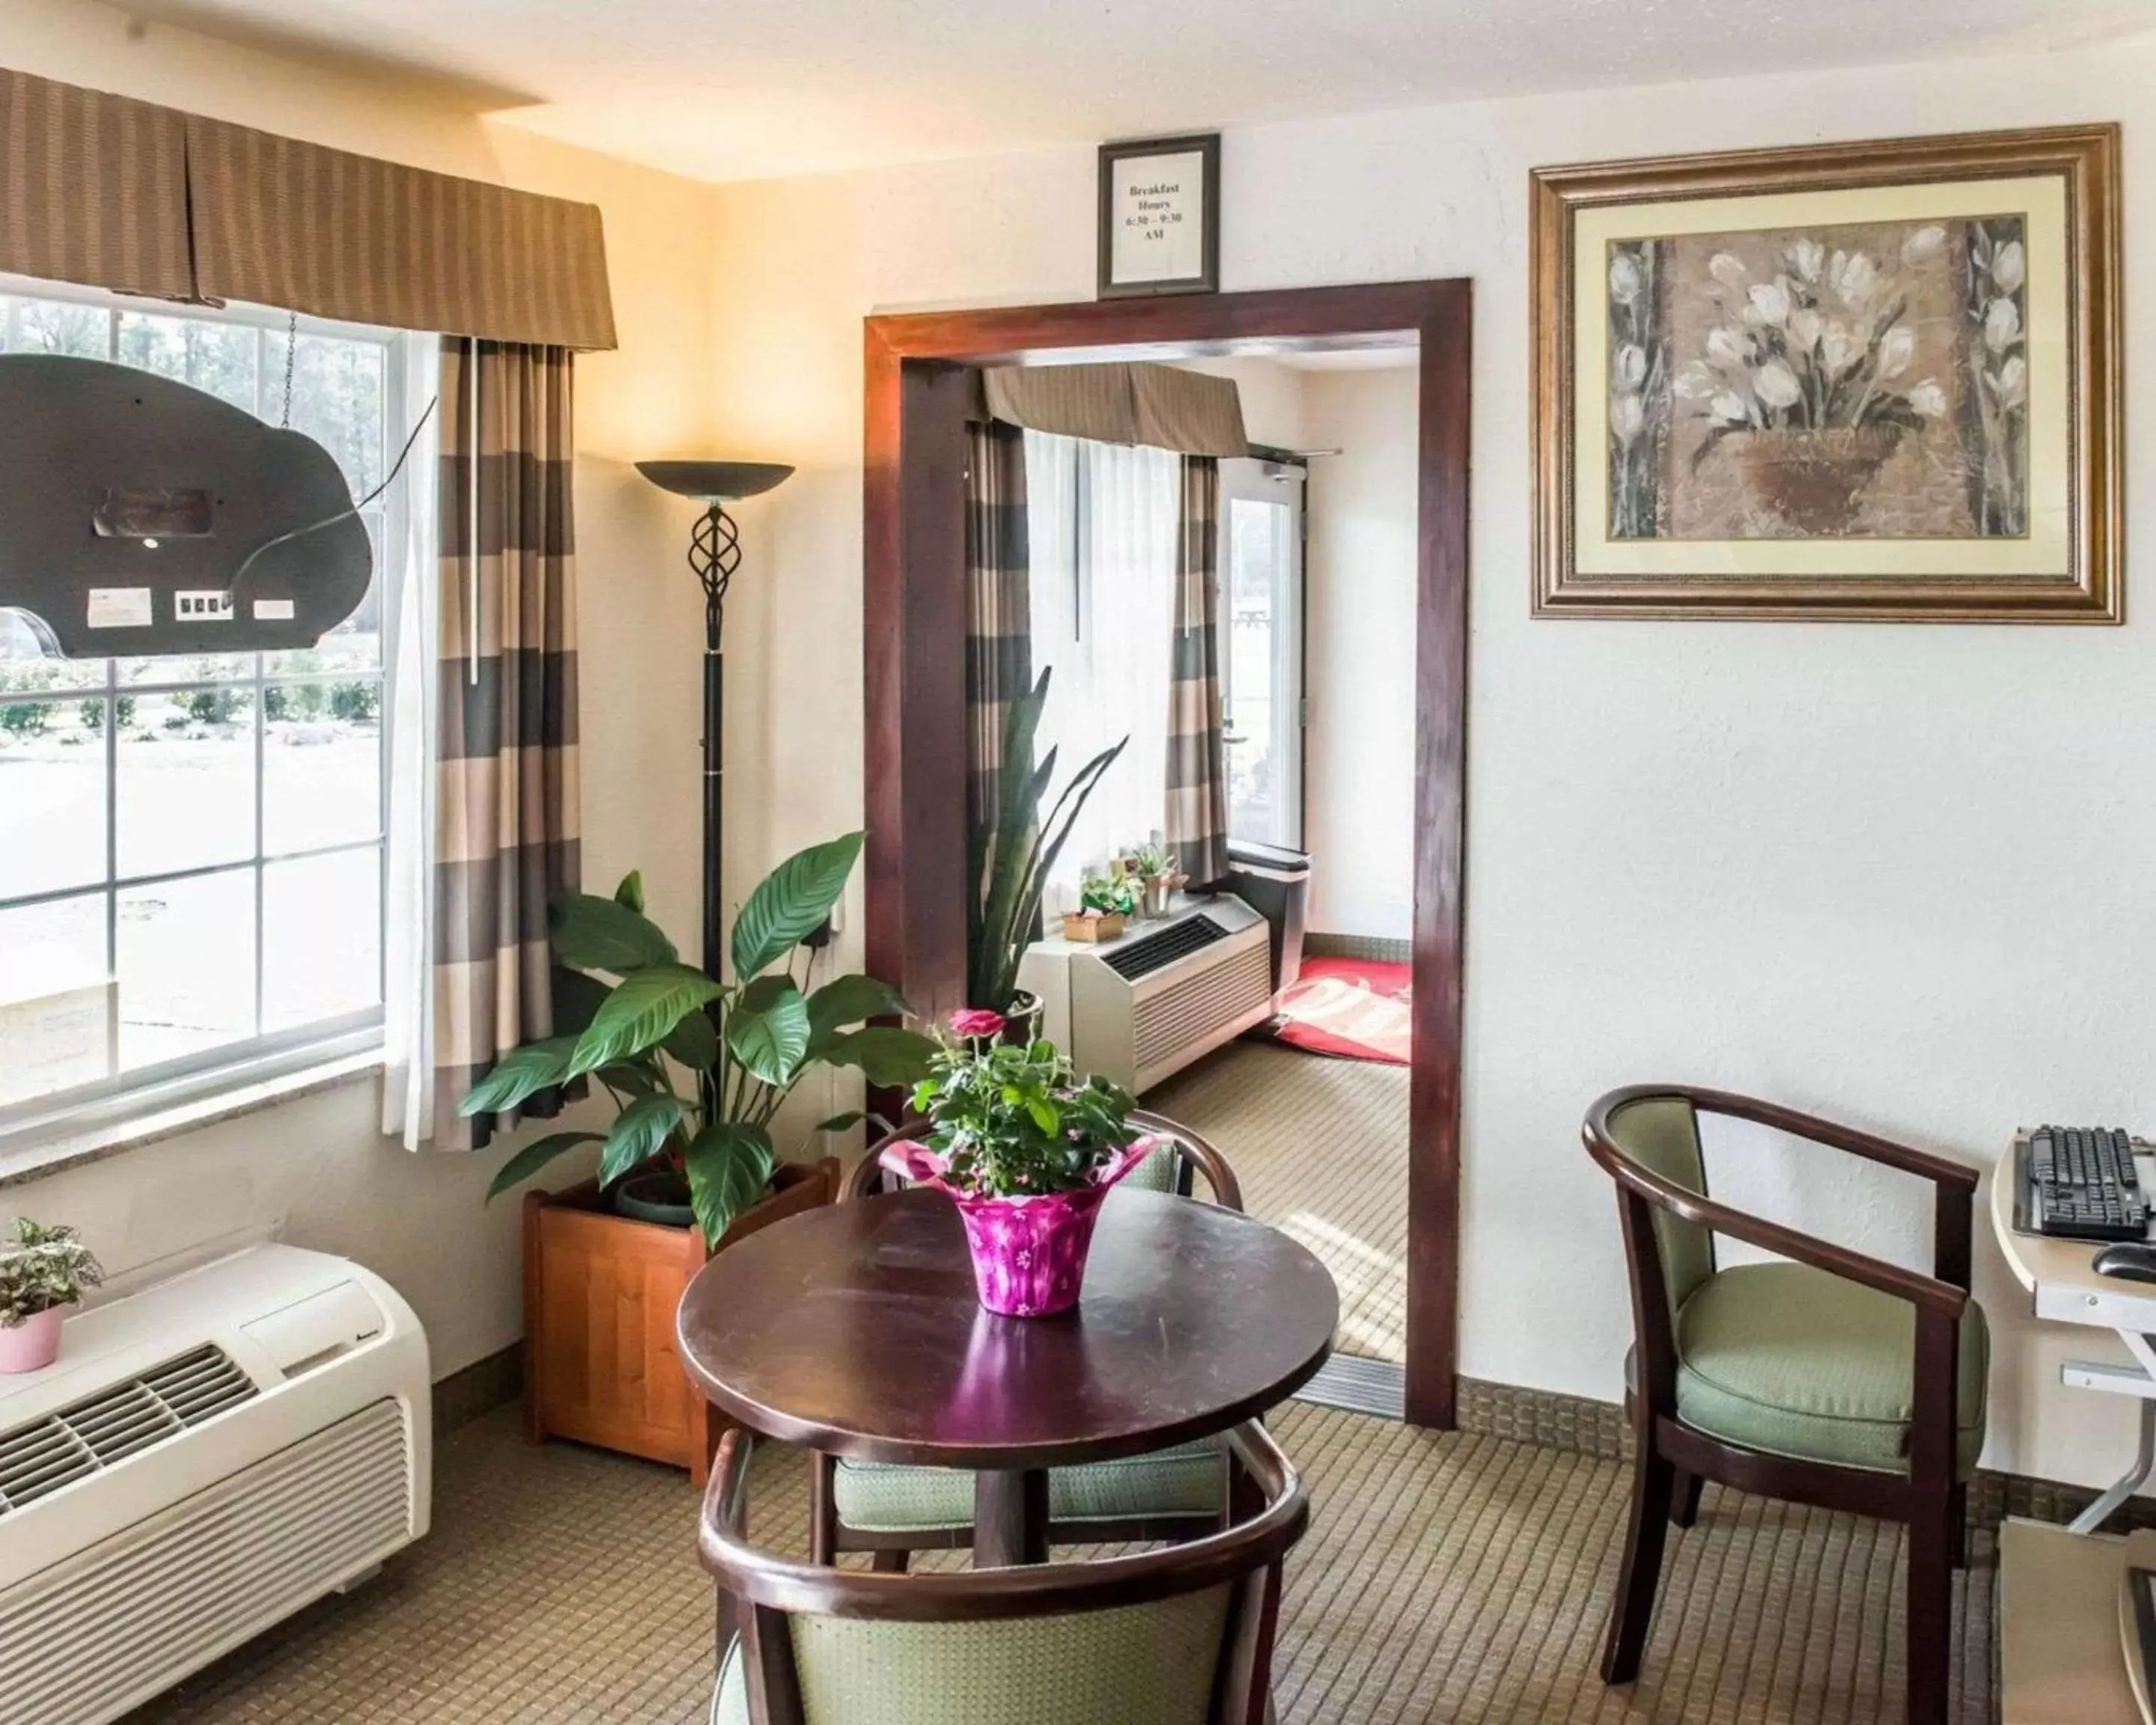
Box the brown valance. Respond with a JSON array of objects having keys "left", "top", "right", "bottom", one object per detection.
[
  {"left": 0, "top": 65, "right": 618, "bottom": 351},
  {"left": 981, "top": 362, "right": 1247, "bottom": 457},
  {"left": 0, "top": 69, "right": 194, "bottom": 300}
]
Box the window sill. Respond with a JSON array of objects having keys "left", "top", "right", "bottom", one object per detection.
[{"left": 0, "top": 1050, "right": 383, "bottom": 1190}]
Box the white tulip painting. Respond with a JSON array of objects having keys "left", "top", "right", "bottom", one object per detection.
[{"left": 1601, "top": 211, "right": 2031, "bottom": 542}]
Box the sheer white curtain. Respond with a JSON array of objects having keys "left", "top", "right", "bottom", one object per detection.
[
  {"left": 381, "top": 335, "right": 442, "bottom": 1149},
  {"left": 1023, "top": 429, "right": 1179, "bottom": 910}
]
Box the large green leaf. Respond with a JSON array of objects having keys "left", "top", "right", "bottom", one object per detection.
[
  {"left": 567, "top": 964, "right": 723, "bottom": 1080},
  {"left": 484, "top": 1131, "right": 603, "bottom": 1202},
  {"left": 684, "top": 1122, "right": 776, "bottom": 1247},
  {"left": 730, "top": 833, "right": 863, "bottom": 982},
  {"left": 550, "top": 892, "right": 677, "bottom": 975},
  {"left": 598, "top": 1094, "right": 689, "bottom": 1187},
  {"left": 819, "top": 1024, "right": 939, "bottom": 1088},
  {"left": 661, "top": 1003, "right": 720, "bottom": 1071},
  {"left": 805, "top": 974, "right": 907, "bottom": 1042},
  {"left": 725, "top": 976, "right": 812, "bottom": 1086},
  {"left": 458, "top": 1037, "right": 576, "bottom": 1118}
]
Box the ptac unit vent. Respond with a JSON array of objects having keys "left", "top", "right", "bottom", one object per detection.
[{"left": 1103, "top": 913, "right": 1228, "bottom": 981}]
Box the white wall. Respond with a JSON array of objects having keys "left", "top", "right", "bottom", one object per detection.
[
  {"left": 706, "top": 41, "right": 2156, "bottom": 1489},
  {"left": 1301, "top": 365, "right": 1419, "bottom": 941},
  {"left": 1, "top": 1, "right": 719, "bottom": 1381}
]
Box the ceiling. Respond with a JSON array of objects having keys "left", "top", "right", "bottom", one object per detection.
[{"left": 134, "top": 0, "right": 2155, "bottom": 184}]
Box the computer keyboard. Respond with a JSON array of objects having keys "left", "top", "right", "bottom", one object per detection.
[{"left": 2020, "top": 1125, "right": 2150, "bottom": 1243}]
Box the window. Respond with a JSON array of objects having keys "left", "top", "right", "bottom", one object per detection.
[
  {"left": 0, "top": 279, "right": 406, "bottom": 1137},
  {"left": 1218, "top": 460, "right": 1306, "bottom": 850}
]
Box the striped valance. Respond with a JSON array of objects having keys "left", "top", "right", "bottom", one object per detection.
[
  {"left": 981, "top": 362, "right": 1248, "bottom": 457},
  {"left": 0, "top": 65, "right": 618, "bottom": 351}
]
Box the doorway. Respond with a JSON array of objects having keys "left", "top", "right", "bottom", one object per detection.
[{"left": 861, "top": 282, "right": 1470, "bottom": 1428}]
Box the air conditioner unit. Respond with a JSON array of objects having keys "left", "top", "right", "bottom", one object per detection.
[
  {"left": 1018, "top": 895, "right": 1275, "bottom": 1095},
  {"left": 0, "top": 1243, "right": 431, "bottom": 1725}
]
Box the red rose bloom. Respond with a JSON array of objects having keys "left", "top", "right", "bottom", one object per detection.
[{"left": 948, "top": 1008, "right": 1007, "bottom": 1041}]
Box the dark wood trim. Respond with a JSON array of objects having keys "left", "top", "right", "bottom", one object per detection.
[{"left": 862, "top": 279, "right": 1472, "bottom": 1429}]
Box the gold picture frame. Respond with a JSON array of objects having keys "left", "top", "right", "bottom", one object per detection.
[{"left": 1531, "top": 124, "right": 2122, "bottom": 622}]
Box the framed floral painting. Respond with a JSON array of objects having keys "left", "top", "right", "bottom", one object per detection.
[{"left": 1531, "top": 125, "right": 2121, "bottom": 621}]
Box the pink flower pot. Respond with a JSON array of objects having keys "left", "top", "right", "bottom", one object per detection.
[
  {"left": 880, "top": 1136, "right": 1160, "bottom": 1318},
  {"left": 0, "top": 1306, "right": 67, "bottom": 1374}
]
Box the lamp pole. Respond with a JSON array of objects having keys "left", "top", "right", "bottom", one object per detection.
[{"left": 634, "top": 460, "right": 794, "bottom": 981}]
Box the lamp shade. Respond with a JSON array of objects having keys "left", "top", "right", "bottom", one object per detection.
[{"left": 636, "top": 460, "right": 794, "bottom": 502}]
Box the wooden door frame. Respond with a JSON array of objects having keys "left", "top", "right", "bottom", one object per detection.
[{"left": 862, "top": 280, "right": 1471, "bottom": 1427}]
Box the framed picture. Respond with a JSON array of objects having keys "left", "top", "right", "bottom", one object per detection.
[
  {"left": 1531, "top": 125, "right": 2122, "bottom": 621},
  {"left": 1098, "top": 133, "right": 1220, "bottom": 299}
]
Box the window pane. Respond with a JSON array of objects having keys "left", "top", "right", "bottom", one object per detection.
[
  {"left": 4, "top": 296, "right": 106, "bottom": 356},
  {"left": 1226, "top": 498, "right": 1287, "bottom": 844},
  {"left": 118, "top": 689, "right": 257, "bottom": 877},
  {"left": 264, "top": 679, "right": 381, "bottom": 851},
  {"left": 117, "top": 651, "right": 256, "bottom": 687},
  {"left": 116, "top": 311, "right": 258, "bottom": 413},
  {"left": 264, "top": 849, "right": 380, "bottom": 1032},
  {"left": 0, "top": 895, "right": 111, "bottom": 1107},
  {"left": 1, "top": 609, "right": 105, "bottom": 693},
  {"left": 266, "top": 331, "right": 385, "bottom": 496},
  {"left": 0, "top": 696, "right": 106, "bottom": 898},
  {"left": 118, "top": 870, "right": 255, "bottom": 1071}
]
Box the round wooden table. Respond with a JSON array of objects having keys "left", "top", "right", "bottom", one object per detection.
[{"left": 676, "top": 1185, "right": 1339, "bottom": 1568}]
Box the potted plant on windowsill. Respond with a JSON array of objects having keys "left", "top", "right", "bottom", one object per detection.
[
  {"left": 467, "top": 831, "right": 936, "bottom": 1479},
  {"left": 969, "top": 669, "right": 1127, "bottom": 1019},
  {"left": 0, "top": 1220, "right": 103, "bottom": 1375},
  {"left": 881, "top": 1016, "right": 1157, "bottom": 1317},
  {"left": 1125, "top": 839, "right": 1187, "bottom": 919},
  {"left": 1063, "top": 874, "right": 1135, "bottom": 943}
]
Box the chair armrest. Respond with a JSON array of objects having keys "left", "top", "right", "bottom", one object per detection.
[
  {"left": 1130, "top": 1110, "right": 1244, "bottom": 1213},
  {"left": 1603, "top": 1143, "right": 1970, "bottom": 1318},
  {"left": 1693, "top": 1089, "right": 1979, "bottom": 1192},
  {"left": 701, "top": 1427, "right": 755, "bottom": 1549}
]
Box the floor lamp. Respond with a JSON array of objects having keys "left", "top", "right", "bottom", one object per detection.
[{"left": 634, "top": 460, "right": 794, "bottom": 980}]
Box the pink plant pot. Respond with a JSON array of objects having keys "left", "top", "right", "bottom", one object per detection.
[
  {"left": 0, "top": 1306, "right": 67, "bottom": 1374},
  {"left": 880, "top": 1136, "right": 1160, "bottom": 1318}
]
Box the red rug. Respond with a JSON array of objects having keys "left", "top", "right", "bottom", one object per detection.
[{"left": 1271, "top": 957, "right": 1412, "bottom": 1065}]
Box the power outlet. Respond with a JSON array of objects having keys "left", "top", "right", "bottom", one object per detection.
[{"left": 174, "top": 591, "right": 234, "bottom": 621}]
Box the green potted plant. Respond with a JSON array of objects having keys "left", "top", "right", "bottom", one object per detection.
[
  {"left": 1125, "top": 838, "right": 1186, "bottom": 919},
  {"left": 466, "top": 830, "right": 934, "bottom": 1246},
  {"left": 969, "top": 669, "right": 1127, "bottom": 1016},
  {"left": 1063, "top": 874, "right": 1136, "bottom": 943},
  {"left": 0, "top": 1219, "right": 103, "bottom": 1374},
  {"left": 880, "top": 1014, "right": 1158, "bottom": 1316},
  {"left": 467, "top": 830, "right": 937, "bottom": 1478}
]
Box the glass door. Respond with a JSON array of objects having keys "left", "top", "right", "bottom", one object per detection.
[{"left": 1218, "top": 457, "right": 1305, "bottom": 849}]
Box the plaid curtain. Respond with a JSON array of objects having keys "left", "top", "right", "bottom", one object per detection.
[
  {"left": 965, "top": 419, "right": 1033, "bottom": 836},
  {"left": 432, "top": 339, "right": 583, "bottom": 1149},
  {"left": 1166, "top": 455, "right": 1230, "bottom": 886}
]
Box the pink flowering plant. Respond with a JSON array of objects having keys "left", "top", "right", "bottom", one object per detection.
[{"left": 907, "top": 1011, "right": 1139, "bottom": 1199}]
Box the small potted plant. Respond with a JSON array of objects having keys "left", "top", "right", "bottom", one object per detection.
[
  {"left": 881, "top": 1014, "right": 1160, "bottom": 1317},
  {"left": 0, "top": 1219, "right": 103, "bottom": 1374},
  {"left": 1063, "top": 874, "right": 1135, "bottom": 943},
  {"left": 1126, "top": 839, "right": 1187, "bottom": 919}
]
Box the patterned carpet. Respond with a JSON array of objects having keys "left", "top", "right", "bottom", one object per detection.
[
  {"left": 1147, "top": 1040, "right": 1410, "bottom": 1364},
  {"left": 125, "top": 1402, "right": 1995, "bottom": 1724}
]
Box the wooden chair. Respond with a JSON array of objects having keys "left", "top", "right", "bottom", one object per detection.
[
  {"left": 811, "top": 1110, "right": 1246, "bottom": 1570},
  {"left": 700, "top": 1420, "right": 1307, "bottom": 1725},
  {"left": 1583, "top": 1085, "right": 1985, "bottom": 1725}
]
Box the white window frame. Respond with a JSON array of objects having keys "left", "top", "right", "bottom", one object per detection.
[{"left": 0, "top": 276, "right": 409, "bottom": 1153}]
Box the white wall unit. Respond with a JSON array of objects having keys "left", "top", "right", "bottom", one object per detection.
[{"left": 703, "top": 40, "right": 2156, "bottom": 1494}]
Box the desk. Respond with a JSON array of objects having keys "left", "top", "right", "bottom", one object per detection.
[
  {"left": 1990, "top": 1135, "right": 2156, "bottom": 1534},
  {"left": 674, "top": 1186, "right": 1338, "bottom": 1568}
]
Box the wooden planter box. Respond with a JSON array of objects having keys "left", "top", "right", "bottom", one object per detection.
[{"left": 521, "top": 1157, "right": 836, "bottom": 1484}]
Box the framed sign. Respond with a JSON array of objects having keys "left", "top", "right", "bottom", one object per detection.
[
  {"left": 1530, "top": 124, "right": 2122, "bottom": 622},
  {"left": 1098, "top": 133, "right": 1220, "bottom": 299}
]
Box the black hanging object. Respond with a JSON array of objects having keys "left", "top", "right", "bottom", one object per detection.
[{"left": 0, "top": 353, "right": 371, "bottom": 658}]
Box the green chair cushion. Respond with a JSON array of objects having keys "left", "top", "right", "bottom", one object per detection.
[
  {"left": 1672, "top": 1262, "right": 1988, "bottom": 1476},
  {"left": 1124, "top": 1141, "right": 1181, "bottom": 1193},
  {"left": 716, "top": 1589, "right": 1232, "bottom": 1725},
  {"left": 833, "top": 1440, "right": 1224, "bottom": 1533}
]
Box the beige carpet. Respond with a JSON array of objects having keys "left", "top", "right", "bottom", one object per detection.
[
  {"left": 126, "top": 1402, "right": 1994, "bottom": 1724},
  {"left": 1148, "top": 1041, "right": 1410, "bottom": 1365}
]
